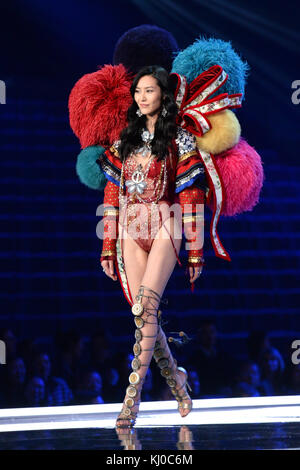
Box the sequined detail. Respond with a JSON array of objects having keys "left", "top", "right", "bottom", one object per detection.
[
  {"left": 97, "top": 148, "right": 121, "bottom": 185},
  {"left": 174, "top": 127, "right": 207, "bottom": 194},
  {"left": 101, "top": 249, "right": 116, "bottom": 257},
  {"left": 175, "top": 127, "right": 197, "bottom": 157},
  {"left": 103, "top": 208, "right": 119, "bottom": 216},
  {"left": 188, "top": 256, "right": 205, "bottom": 264},
  {"left": 100, "top": 126, "right": 217, "bottom": 297}
]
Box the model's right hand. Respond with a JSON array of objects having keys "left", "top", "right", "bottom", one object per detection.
[{"left": 101, "top": 260, "right": 117, "bottom": 281}]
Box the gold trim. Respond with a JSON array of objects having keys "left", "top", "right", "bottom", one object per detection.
[
  {"left": 188, "top": 256, "right": 205, "bottom": 263},
  {"left": 109, "top": 145, "right": 120, "bottom": 158},
  {"left": 101, "top": 249, "right": 116, "bottom": 257},
  {"left": 175, "top": 167, "right": 205, "bottom": 190},
  {"left": 178, "top": 151, "right": 196, "bottom": 164},
  {"left": 182, "top": 215, "right": 203, "bottom": 223},
  {"left": 103, "top": 208, "right": 119, "bottom": 216}
]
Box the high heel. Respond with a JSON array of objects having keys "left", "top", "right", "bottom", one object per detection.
[
  {"left": 116, "top": 382, "right": 143, "bottom": 429},
  {"left": 171, "top": 367, "right": 193, "bottom": 416},
  {"left": 153, "top": 326, "right": 193, "bottom": 417}
]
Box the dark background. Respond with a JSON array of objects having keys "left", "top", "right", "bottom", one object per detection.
[{"left": 0, "top": 0, "right": 299, "bottom": 401}]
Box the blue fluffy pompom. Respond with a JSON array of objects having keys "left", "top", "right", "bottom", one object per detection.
[
  {"left": 172, "top": 36, "right": 250, "bottom": 101},
  {"left": 76, "top": 146, "right": 107, "bottom": 191}
]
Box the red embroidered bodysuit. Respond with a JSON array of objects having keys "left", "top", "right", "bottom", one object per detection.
[{"left": 97, "top": 126, "right": 208, "bottom": 302}]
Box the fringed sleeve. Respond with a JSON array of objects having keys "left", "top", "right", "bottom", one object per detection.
[
  {"left": 96, "top": 142, "right": 122, "bottom": 262},
  {"left": 175, "top": 127, "right": 208, "bottom": 270}
]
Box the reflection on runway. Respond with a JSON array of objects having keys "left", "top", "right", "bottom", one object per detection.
[
  {"left": 115, "top": 425, "right": 194, "bottom": 450},
  {"left": 0, "top": 396, "right": 300, "bottom": 449}
]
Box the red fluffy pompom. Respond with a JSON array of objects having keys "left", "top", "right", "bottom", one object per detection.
[
  {"left": 207, "top": 138, "right": 265, "bottom": 216},
  {"left": 68, "top": 64, "right": 133, "bottom": 148}
]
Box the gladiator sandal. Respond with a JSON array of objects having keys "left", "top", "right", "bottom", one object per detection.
[
  {"left": 116, "top": 285, "right": 163, "bottom": 428},
  {"left": 153, "top": 321, "right": 193, "bottom": 417}
]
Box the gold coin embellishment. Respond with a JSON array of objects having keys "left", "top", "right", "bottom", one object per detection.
[
  {"left": 131, "top": 357, "right": 141, "bottom": 370},
  {"left": 167, "top": 378, "right": 176, "bottom": 387},
  {"left": 129, "top": 372, "right": 140, "bottom": 385},
  {"left": 135, "top": 329, "right": 142, "bottom": 341},
  {"left": 131, "top": 303, "right": 144, "bottom": 316},
  {"left": 161, "top": 367, "right": 172, "bottom": 378},
  {"left": 158, "top": 358, "right": 169, "bottom": 369},
  {"left": 154, "top": 348, "right": 164, "bottom": 360},
  {"left": 134, "top": 317, "right": 144, "bottom": 328},
  {"left": 126, "top": 385, "right": 137, "bottom": 398},
  {"left": 125, "top": 397, "right": 134, "bottom": 408},
  {"left": 123, "top": 408, "right": 131, "bottom": 416},
  {"left": 133, "top": 343, "right": 141, "bottom": 356}
]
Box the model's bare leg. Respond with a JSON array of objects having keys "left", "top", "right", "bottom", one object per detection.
[
  {"left": 116, "top": 229, "right": 151, "bottom": 427},
  {"left": 144, "top": 217, "right": 192, "bottom": 417},
  {"left": 116, "top": 217, "right": 191, "bottom": 427}
]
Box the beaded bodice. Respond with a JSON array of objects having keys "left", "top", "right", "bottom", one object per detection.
[{"left": 120, "top": 151, "right": 176, "bottom": 207}]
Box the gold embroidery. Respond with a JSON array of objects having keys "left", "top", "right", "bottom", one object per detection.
[
  {"left": 103, "top": 208, "right": 119, "bottom": 216},
  {"left": 188, "top": 256, "right": 205, "bottom": 263},
  {"left": 178, "top": 151, "right": 196, "bottom": 164},
  {"left": 182, "top": 214, "right": 203, "bottom": 223},
  {"left": 101, "top": 249, "right": 116, "bottom": 257}
]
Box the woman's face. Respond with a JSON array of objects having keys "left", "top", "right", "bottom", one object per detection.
[{"left": 134, "top": 75, "right": 162, "bottom": 118}]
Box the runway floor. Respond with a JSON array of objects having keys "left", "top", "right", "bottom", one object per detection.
[{"left": 0, "top": 396, "right": 300, "bottom": 450}]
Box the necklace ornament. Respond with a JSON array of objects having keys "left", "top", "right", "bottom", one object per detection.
[
  {"left": 134, "top": 129, "right": 154, "bottom": 158},
  {"left": 125, "top": 164, "right": 147, "bottom": 194}
]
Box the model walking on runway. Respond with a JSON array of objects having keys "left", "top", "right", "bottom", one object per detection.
[{"left": 98, "top": 65, "right": 207, "bottom": 427}]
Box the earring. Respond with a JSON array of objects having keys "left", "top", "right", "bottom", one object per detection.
[
  {"left": 161, "top": 106, "right": 167, "bottom": 117},
  {"left": 136, "top": 109, "right": 142, "bottom": 117}
]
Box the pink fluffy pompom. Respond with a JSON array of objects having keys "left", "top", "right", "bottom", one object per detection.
[
  {"left": 68, "top": 64, "right": 133, "bottom": 148},
  {"left": 207, "top": 138, "right": 265, "bottom": 216}
]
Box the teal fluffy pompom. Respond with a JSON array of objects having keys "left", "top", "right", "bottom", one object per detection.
[
  {"left": 172, "top": 37, "right": 250, "bottom": 101},
  {"left": 76, "top": 146, "right": 107, "bottom": 191}
]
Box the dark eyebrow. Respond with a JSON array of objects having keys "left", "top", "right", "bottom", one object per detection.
[{"left": 135, "top": 86, "right": 155, "bottom": 90}]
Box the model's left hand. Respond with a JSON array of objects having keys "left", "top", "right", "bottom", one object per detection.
[{"left": 189, "top": 265, "right": 203, "bottom": 283}]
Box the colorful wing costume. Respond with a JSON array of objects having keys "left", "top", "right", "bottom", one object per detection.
[{"left": 68, "top": 31, "right": 264, "bottom": 301}]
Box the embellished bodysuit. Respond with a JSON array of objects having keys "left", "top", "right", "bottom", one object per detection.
[{"left": 97, "top": 126, "right": 208, "bottom": 304}]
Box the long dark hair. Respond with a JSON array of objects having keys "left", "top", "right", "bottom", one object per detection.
[{"left": 118, "top": 65, "right": 178, "bottom": 162}]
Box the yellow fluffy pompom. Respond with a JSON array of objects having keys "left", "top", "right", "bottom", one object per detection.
[{"left": 196, "top": 109, "right": 241, "bottom": 154}]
